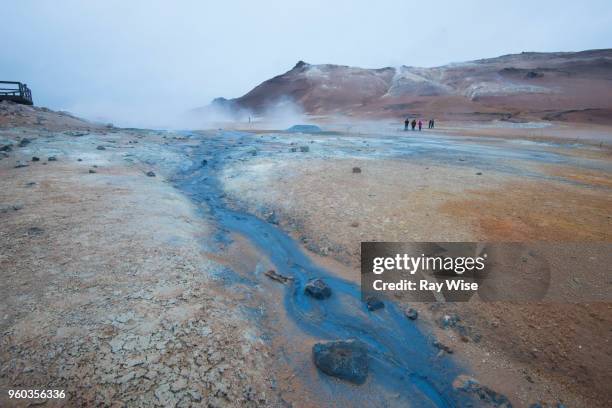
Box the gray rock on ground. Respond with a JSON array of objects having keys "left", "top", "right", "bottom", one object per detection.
[
  {"left": 304, "top": 278, "right": 332, "bottom": 299},
  {"left": 312, "top": 339, "right": 368, "bottom": 384}
]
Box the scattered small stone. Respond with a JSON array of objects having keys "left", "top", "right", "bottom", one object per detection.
[
  {"left": 96, "top": 145, "right": 106, "bottom": 150},
  {"left": 299, "top": 146, "right": 309, "bottom": 152},
  {"left": 352, "top": 167, "right": 361, "bottom": 173},
  {"left": 201, "top": 159, "right": 208, "bottom": 166},
  {"left": 77, "top": 158, "right": 82, "bottom": 161},
  {"left": 146, "top": 171, "right": 156, "bottom": 177},
  {"left": 476, "top": 172, "right": 482, "bottom": 175},
  {"left": 26, "top": 226, "right": 44, "bottom": 236},
  {"left": 48, "top": 156, "right": 57, "bottom": 161},
  {"left": 32, "top": 156, "right": 40, "bottom": 162},
  {"left": 26, "top": 182, "right": 36, "bottom": 187},
  {"left": 89, "top": 169, "right": 97, "bottom": 174},
  {"left": 0, "top": 144, "right": 12, "bottom": 152},
  {"left": 439, "top": 314, "right": 460, "bottom": 329},
  {"left": 350, "top": 221, "right": 359, "bottom": 228},
  {"left": 312, "top": 340, "right": 368, "bottom": 384},
  {"left": 19, "top": 138, "right": 31, "bottom": 147},
  {"left": 304, "top": 278, "right": 332, "bottom": 299},
  {"left": 290, "top": 147, "right": 298, "bottom": 152},
  {"left": 365, "top": 296, "right": 384, "bottom": 311},
  {"left": 405, "top": 308, "right": 419, "bottom": 320},
  {"left": 433, "top": 340, "right": 453, "bottom": 354},
  {"left": 264, "top": 269, "right": 293, "bottom": 284},
  {"left": 455, "top": 376, "right": 512, "bottom": 408},
  {"left": 265, "top": 211, "right": 280, "bottom": 225},
  {"left": 14, "top": 163, "right": 29, "bottom": 168}
]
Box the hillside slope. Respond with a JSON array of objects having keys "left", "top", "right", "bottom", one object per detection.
[{"left": 212, "top": 49, "right": 612, "bottom": 123}]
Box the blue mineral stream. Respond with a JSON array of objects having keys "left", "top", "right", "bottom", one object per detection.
[{"left": 168, "top": 130, "right": 491, "bottom": 407}]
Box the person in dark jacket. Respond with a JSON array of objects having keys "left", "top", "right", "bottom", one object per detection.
[
  {"left": 404, "top": 118, "right": 410, "bottom": 131},
  {"left": 418, "top": 119, "right": 423, "bottom": 131},
  {"left": 411, "top": 119, "right": 417, "bottom": 130}
]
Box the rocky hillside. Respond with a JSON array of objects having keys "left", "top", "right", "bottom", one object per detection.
[{"left": 211, "top": 49, "right": 612, "bottom": 123}]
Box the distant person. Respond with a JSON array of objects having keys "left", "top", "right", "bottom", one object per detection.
[
  {"left": 404, "top": 118, "right": 410, "bottom": 131},
  {"left": 430, "top": 119, "right": 435, "bottom": 129},
  {"left": 418, "top": 119, "right": 423, "bottom": 131},
  {"left": 411, "top": 119, "right": 416, "bottom": 130}
]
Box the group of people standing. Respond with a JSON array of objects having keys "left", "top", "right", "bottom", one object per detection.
[{"left": 404, "top": 118, "right": 435, "bottom": 131}]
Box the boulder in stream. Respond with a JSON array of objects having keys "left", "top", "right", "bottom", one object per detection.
[
  {"left": 312, "top": 339, "right": 368, "bottom": 384},
  {"left": 365, "top": 296, "right": 384, "bottom": 311},
  {"left": 304, "top": 278, "right": 332, "bottom": 299}
]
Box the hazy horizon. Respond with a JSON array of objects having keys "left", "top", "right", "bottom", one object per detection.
[{"left": 2, "top": 0, "right": 611, "bottom": 127}]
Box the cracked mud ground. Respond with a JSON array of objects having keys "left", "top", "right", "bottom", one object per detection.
[{"left": 0, "top": 109, "right": 281, "bottom": 407}]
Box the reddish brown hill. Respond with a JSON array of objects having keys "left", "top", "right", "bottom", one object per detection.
[{"left": 210, "top": 49, "right": 612, "bottom": 123}]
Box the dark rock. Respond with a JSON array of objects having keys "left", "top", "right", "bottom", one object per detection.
[
  {"left": 264, "top": 269, "right": 293, "bottom": 284},
  {"left": 456, "top": 376, "right": 512, "bottom": 408},
  {"left": 26, "top": 226, "right": 44, "bottom": 236},
  {"left": 77, "top": 158, "right": 83, "bottom": 162},
  {"left": 312, "top": 340, "right": 368, "bottom": 384},
  {"left": 350, "top": 221, "right": 359, "bottom": 228},
  {"left": 146, "top": 171, "right": 156, "bottom": 177},
  {"left": 201, "top": 159, "right": 208, "bottom": 166},
  {"left": 96, "top": 145, "right": 106, "bottom": 150},
  {"left": 89, "top": 169, "right": 97, "bottom": 174},
  {"left": 476, "top": 172, "right": 482, "bottom": 175},
  {"left": 48, "top": 156, "right": 57, "bottom": 161},
  {"left": 14, "top": 163, "right": 29, "bottom": 168},
  {"left": 304, "top": 278, "right": 332, "bottom": 299},
  {"left": 265, "top": 211, "right": 280, "bottom": 225},
  {"left": 525, "top": 71, "right": 543, "bottom": 79},
  {"left": 0, "top": 144, "right": 12, "bottom": 152},
  {"left": 352, "top": 167, "right": 361, "bottom": 173},
  {"left": 19, "top": 138, "right": 31, "bottom": 147},
  {"left": 32, "top": 156, "right": 40, "bottom": 162},
  {"left": 299, "top": 146, "right": 310, "bottom": 152},
  {"left": 405, "top": 308, "right": 419, "bottom": 320},
  {"left": 433, "top": 340, "right": 453, "bottom": 354},
  {"left": 529, "top": 402, "right": 567, "bottom": 408},
  {"left": 66, "top": 131, "right": 88, "bottom": 137},
  {"left": 26, "top": 182, "right": 36, "bottom": 187},
  {"left": 290, "top": 147, "right": 298, "bottom": 152},
  {"left": 365, "top": 296, "right": 384, "bottom": 311}
]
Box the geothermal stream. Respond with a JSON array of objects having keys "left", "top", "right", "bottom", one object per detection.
[{"left": 170, "top": 130, "right": 609, "bottom": 407}]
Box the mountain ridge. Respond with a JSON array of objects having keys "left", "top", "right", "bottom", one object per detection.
[{"left": 206, "top": 49, "right": 612, "bottom": 123}]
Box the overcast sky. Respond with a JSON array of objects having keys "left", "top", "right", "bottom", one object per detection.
[{"left": 2, "top": 0, "right": 611, "bottom": 127}]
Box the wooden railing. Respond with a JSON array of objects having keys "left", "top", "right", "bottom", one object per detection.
[{"left": 0, "top": 81, "right": 33, "bottom": 105}]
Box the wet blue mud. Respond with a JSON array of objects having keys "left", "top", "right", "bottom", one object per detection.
[{"left": 169, "top": 130, "right": 607, "bottom": 406}]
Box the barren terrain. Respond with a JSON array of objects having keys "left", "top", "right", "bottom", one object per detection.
[{"left": 1, "top": 101, "right": 611, "bottom": 407}]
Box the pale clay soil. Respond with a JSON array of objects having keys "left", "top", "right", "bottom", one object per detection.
[
  {"left": 221, "top": 144, "right": 612, "bottom": 407},
  {"left": 1, "top": 103, "right": 611, "bottom": 408},
  {"left": 0, "top": 129, "right": 282, "bottom": 407}
]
